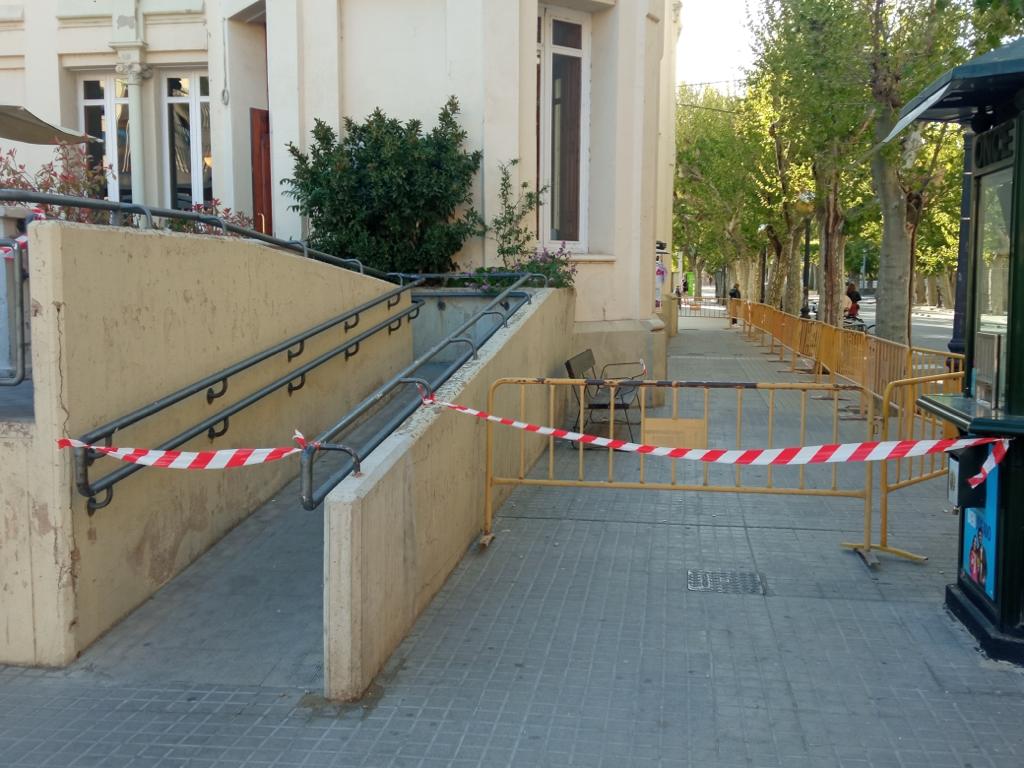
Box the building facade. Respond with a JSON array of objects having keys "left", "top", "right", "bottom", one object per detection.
[{"left": 0, "top": 0, "right": 679, "bottom": 355}]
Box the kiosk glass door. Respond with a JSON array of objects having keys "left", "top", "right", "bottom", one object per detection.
[{"left": 972, "top": 166, "right": 1012, "bottom": 409}]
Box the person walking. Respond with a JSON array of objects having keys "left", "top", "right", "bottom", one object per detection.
[{"left": 728, "top": 282, "right": 741, "bottom": 325}]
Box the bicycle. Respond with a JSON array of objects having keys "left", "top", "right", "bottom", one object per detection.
[{"left": 843, "top": 315, "right": 875, "bottom": 334}]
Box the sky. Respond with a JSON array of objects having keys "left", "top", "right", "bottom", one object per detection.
[{"left": 675, "top": 0, "right": 756, "bottom": 91}]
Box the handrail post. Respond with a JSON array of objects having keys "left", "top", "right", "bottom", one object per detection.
[{"left": 482, "top": 380, "right": 498, "bottom": 547}]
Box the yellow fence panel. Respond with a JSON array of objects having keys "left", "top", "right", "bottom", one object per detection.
[
  {"left": 483, "top": 377, "right": 882, "bottom": 561},
  {"left": 876, "top": 371, "right": 966, "bottom": 561},
  {"left": 730, "top": 301, "right": 965, "bottom": 403}
]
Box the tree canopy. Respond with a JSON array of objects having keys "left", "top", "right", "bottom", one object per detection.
[{"left": 675, "top": 0, "right": 1024, "bottom": 343}]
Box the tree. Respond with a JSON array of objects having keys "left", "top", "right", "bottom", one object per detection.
[
  {"left": 674, "top": 86, "right": 763, "bottom": 296},
  {"left": 285, "top": 97, "right": 483, "bottom": 274},
  {"left": 741, "top": 71, "right": 811, "bottom": 314},
  {"left": 674, "top": 1, "right": 1024, "bottom": 335},
  {"left": 751, "top": 0, "right": 876, "bottom": 325}
]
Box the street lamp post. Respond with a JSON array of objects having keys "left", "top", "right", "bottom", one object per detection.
[{"left": 795, "top": 192, "right": 815, "bottom": 319}]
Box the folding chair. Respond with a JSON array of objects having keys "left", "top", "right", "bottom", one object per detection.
[{"left": 564, "top": 349, "right": 645, "bottom": 441}]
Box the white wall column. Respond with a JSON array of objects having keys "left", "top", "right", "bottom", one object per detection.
[
  {"left": 113, "top": 52, "right": 152, "bottom": 205},
  {"left": 265, "top": 0, "right": 303, "bottom": 240},
  {"left": 110, "top": 2, "right": 150, "bottom": 205},
  {"left": 478, "top": 0, "right": 529, "bottom": 269}
]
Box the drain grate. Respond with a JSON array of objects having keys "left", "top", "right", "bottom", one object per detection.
[{"left": 687, "top": 569, "right": 766, "bottom": 595}]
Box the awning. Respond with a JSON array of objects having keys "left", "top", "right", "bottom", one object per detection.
[
  {"left": 881, "top": 85, "right": 951, "bottom": 145},
  {"left": 0, "top": 105, "right": 97, "bottom": 145},
  {"left": 881, "top": 36, "right": 1024, "bottom": 144}
]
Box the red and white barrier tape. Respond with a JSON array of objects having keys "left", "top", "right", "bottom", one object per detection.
[
  {"left": 1, "top": 234, "right": 29, "bottom": 262},
  {"left": 56, "top": 429, "right": 315, "bottom": 469},
  {"left": 971, "top": 438, "right": 1008, "bottom": 488},
  {"left": 418, "top": 393, "right": 1009, "bottom": 488},
  {"left": 56, "top": 395, "right": 1010, "bottom": 491}
]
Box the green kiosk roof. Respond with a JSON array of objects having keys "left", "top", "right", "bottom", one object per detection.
[{"left": 884, "top": 36, "right": 1024, "bottom": 142}]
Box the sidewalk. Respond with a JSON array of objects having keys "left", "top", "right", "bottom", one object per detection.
[{"left": 2, "top": 318, "right": 1023, "bottom": 767}]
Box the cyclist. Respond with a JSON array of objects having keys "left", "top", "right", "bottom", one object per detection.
[{"left": 845, "top": 282, "right": 862, "bottom": 319}]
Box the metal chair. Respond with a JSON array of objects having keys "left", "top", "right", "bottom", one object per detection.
[{"left": 564, "top": 349, "right": 645, "bottom": 441}]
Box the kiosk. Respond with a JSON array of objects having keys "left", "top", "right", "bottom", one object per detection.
[{"left": 893, "top": 38, "right": 1024, "bottom": 661}]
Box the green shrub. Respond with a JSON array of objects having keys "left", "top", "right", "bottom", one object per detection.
[
  {"left": 284, "top": 97, "right": 483, "bottom": 274},
  {"left": 490, "top": 158, "right": 546, "bottom": 268}
]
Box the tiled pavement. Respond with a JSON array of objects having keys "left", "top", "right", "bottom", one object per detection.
[{"left": 3, "top": 318, "right": 1024, "bottom": 767}]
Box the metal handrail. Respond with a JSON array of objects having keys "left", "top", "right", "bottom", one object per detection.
[
  {"left": 0, "top": 239, "right": 25, "bottom": 386},
  {"left": 75, "top": 298, "right": 424, "bottom": 513},
  {"left": 300, "top": 275, "right": 537, "bottom": 509},
  {"left": 0, "top": 189, "right": 559, "bottom": 511},
  {"left": 389, "top": 271, "right": 552, "bottom": 287},
  {"left": 0, "top": 189, "right": 387, "bottom": 280},
  {"left": 77, "top": 280, "right": 422, "bottom": 447}
]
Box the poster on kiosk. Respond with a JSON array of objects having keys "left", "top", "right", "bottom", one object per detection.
[{"left": 962, "top": 459, "right": 999, "bottom": 601}]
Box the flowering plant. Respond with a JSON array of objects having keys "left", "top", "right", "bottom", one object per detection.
[
  {"left": 0, "top": 144, "right": 110, "bottom": 223},
  {"left": 470, "top": 242, "right": 576, "bottom": 291},
  {"left": 1, "top": 145, "right": 255, "bottom": 235},
  {"left": 510, "top": 242, "right": 576, "bottom": 288},
  {"left": 164, "top": 200, "right": 254, "bottom": 235}
]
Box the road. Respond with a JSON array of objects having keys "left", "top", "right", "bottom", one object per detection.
[{"left": 856, "top": 298, "right": 955, "bottom": 351}]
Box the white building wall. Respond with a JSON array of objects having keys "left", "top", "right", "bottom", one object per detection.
[{"left": 0, "top": 0, "right": 677, "bottom": 329}]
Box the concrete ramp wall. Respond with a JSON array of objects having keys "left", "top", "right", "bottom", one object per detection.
[
  {"left": 323, "top": 288, "right": 575, "bottom": 700},
  {"left": 0, "top": 222, "right": 411, "bottom": 666}
]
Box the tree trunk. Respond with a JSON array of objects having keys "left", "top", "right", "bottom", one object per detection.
[
  {"left": 735, "top": 261, "right": 749, "bottom": 303},
  {"left": 914, "top": 273, "right": 927, "bottom": 305},
  {"left": 815, "top": 230, "right": 825, "bottom": 314},
  {"left": 784, "top": 231, "right": 802, "bottom": 315},
  {"left": 871, "top": 117, "right": 912, "bottom": 345},
  {"left": 765, "top": 233, "right": 787, "bottom": 308},
  {"left": 816, "top": 162, "right": 847, "bottom": 327},
  {"left": 737, "top": 261, "right": 757, "bottom": 305}
]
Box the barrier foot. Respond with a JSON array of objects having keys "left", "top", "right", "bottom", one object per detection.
[
  {"left": 479, "top": 533, "right": 496, "bottom": 549},
  {"left": 841, "top": 542, "right": 880, "bottom": 568},
  {"left": 874, "top": 545, "right": 928, "bottom": 563}
]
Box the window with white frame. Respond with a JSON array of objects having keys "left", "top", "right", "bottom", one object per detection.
[
  {"left": 538, "top": 8, "right": 590, "bottom": 249},
  {"left": 80, "top": 77, "right": 132, "bottom": 202},
  {"left": 163, "top": 73, "right": 212, "bottom": 210}
]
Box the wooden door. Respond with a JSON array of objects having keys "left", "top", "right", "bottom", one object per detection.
[{"left": 250, "top": 108, "right": 272, "bottom": 234}]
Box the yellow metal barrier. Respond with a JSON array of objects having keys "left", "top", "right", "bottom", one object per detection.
[
  {"left": 732, "top": 301, "right": 965, "bottom": 402},
  {"left": 679, "top": 296, "right": 730, "bottom": 318},
  {"left": 483, "top": 377, "right": 881, "bottom": 561},
  {"left": 873, "top": 371, "right": 965, "bottom": 561}
]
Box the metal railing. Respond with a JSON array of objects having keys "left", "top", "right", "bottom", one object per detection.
[
  {"left": 875, "top": 371, "right": 965, "bottom": 562},
  {"left": 387, "top": 271, "right": 553, "bottom": 288},
  {"left": 299, "top": 276, "right": 537, "bottom": 509},
  {"left": 0, "top": 189, "right": 385, "bottom": 279},
  {"left": 677, "top": 296, "right": 729, "bottom": 318},
  {"left": 481, "top": 376, "right": 878, "bottom": 558},
  {"left": 730, "top": 300, "right": 964, "bottom": 401},
  {"left": 73, "top": 281, "right": 424, "bottom": 512},
  {"left": 0, "top": 189, "right": 555, "bottom": 513},
  {"left": 1, "top": 240, "right": 25, "bottom": 386}
]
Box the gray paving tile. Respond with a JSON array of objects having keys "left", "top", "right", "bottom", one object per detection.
[{"left": 4, "top": 318, "right": 1024, "bottom": 767}]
